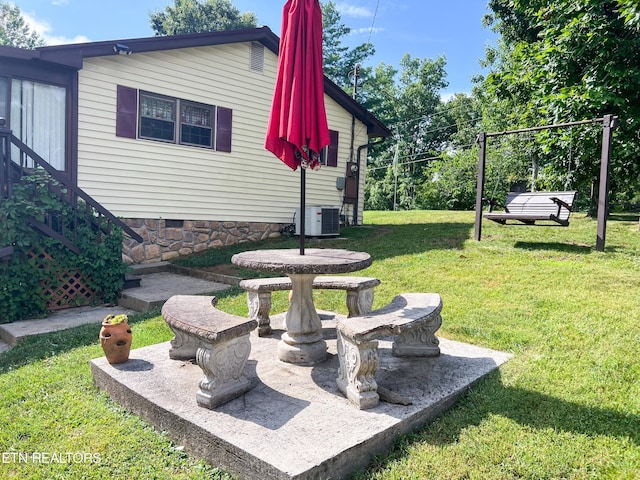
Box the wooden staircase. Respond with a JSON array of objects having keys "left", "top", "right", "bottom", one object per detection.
[
  {"left": 1, "top": 119, "right": 143, "bottom": 311},
  {"left": 1, "top": 120, "right": 142, "bottom": 253}
]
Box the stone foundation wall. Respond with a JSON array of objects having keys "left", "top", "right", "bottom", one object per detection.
[{"left": 121, "top": 219, "right": 285, "bottom": 265}]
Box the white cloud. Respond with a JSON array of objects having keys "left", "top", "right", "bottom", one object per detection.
[
  {"left": 20, "top": 12, "right": 49, "bottom": 37},
  {"left": 44, "top": 33, "right": 91, "bottom": 46},
  {"left": 51, "top": 0, "right": 69, "bottom": 5},
  {"left": 22, "top": 11, "right": 90, "bottom": 46},
  {"left": 336, "top": 3, "right": 374, "bottom": 19},
  {"left": 352, "top": 27, "right": 385, "bottom": 36}
]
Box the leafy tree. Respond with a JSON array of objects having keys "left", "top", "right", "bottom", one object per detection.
[
  {"left": 416, "top": 148, "right": 479, "bottom": 210},
  {"left": 321, "top": 1, "right": 374, "bottom": 90},
  {"left": 435, "top": 93, "right": 482, "bottom": 150},
  {"left": 150, "top": 0, "right": 257, "bottom": 35},
  {"left": 481, "top": 0, "right": 640, "bottom": 212},
  {"left": 415, "top": 94, "right": 487, "bottom": 210},
  {"left": 0, "top": 2, "right": 45, "bottom": 48},
  {"left": 364, "top": 55, "right": 449, "bottom": 210},
  {"left": 357, "top": 62, "right": 398, "bottom": 124},
  {"left": 615, "top": 0, "right": 640, "bottom": 27}
]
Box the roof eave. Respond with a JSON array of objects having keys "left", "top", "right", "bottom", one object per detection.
[
  {"left": 36, "top": 26, "right": 280, "bottom": 68},
  {"left": 0, "top": 44, "right": 41, "bottom": 61}
]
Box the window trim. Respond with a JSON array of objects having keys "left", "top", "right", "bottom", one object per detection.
[
  {"left": 180, "top": 99, "right": 214, "bottom": 149},
  {"left": 139, "top": 91, "right": 177, "bottom": 144}
]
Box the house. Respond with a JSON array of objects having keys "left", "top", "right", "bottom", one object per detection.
[{"left": 0, "top": 27, "right": 391, "bottom": 265}]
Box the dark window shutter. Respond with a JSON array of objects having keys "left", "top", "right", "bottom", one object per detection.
[
  {"left": 116, "top": 85, "right": 137, "bottom": 138},
  {"left": 216, "top": 107, "right": 232, "bottom": 152},
  {"left": 327, "top": 130, "right": 339, "bottom": 167}
]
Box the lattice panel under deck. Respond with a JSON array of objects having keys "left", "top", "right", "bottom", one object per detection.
[{"left": 27, "top": 248, "right": 97, "bottom": 310}]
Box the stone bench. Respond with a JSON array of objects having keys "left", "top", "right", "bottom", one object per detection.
[
  {"left": 161, "top": 295, "right": 257, "bottom": 409},
  {"left": 336, "top": 293, "right": 443, "bottom": 409},
  {"left": 239, "top": 276, "right": 381, "bottom": 336}
]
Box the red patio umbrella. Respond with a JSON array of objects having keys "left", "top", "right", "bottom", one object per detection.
[{"left": 265, "top": 0, "right": 331, "bottom": 255}]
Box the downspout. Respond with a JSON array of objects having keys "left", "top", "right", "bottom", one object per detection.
[{"left": 353, "top": 137, "right": 386, "bottom": 225}]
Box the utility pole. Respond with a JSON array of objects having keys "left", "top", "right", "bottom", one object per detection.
[
  {"left": 348, "top": 64, "right": 360, "bottom": 163},
  {"left": 349, "top": 64, "right": 360, "bottom": 225}
]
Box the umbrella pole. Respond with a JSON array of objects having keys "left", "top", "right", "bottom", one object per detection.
[{"left": 300, "top": 168, "right": 305, "bottom": 255}]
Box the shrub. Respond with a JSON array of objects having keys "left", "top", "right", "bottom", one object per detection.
[{"left": 0, "top": 168, "right": 127, "bottom": 323}]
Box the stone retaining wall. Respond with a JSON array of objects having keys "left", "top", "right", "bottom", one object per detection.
[{"left": 121, "top": 219, "right": 285, "bottom": 265}]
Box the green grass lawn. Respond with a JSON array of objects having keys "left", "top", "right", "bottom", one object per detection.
[{"left": 1, "top": 210, "right": 639, "bottom": 479}]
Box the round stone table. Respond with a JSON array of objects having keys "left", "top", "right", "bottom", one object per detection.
[{"left": 231, "top": 248, "right": 372, "bottom": 365}]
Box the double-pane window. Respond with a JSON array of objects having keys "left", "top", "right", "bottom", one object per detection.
[
  {"left": 180, "top": 102, "right": 212, "bottom": 147},
  {"left": 117, "top": 86, "right": 232, "bottom": 152},
  {"left": 138, "top": 93, "right": 214, "bottom": 148},
  {"left": 139, "top": 94, "right": 175, "bottom": 142}
]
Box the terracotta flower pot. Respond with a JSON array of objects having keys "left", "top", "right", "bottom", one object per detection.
[{"left": 100, "top": 317, "right": 132, "bottom": 364}]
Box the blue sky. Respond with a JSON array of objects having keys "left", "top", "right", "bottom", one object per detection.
[{"left": 14, "top": 0, "right": 498, "bottom": 97}]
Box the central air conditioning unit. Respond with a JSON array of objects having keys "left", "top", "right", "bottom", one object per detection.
[{"left": 295, "top": 206, "right": 340, "bottom": 237}]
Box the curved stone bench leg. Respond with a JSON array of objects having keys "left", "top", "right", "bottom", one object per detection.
[
  {"left": 336, "top": 331, "right": 380, "bottom": 409},
  {"left": 195, "top": 334, "right": 253, "bottom": 409},
  {"left": 168, "top": 326, "right": 200, "bottom": 360},
  {"left": 392, "top": 312, "right": 442, "bottom": 357},
  {"left": 247, "top": 291, "right": 272, "bottom": 337},
  {"left": 346, "top": 287, "right": 375, "bottom": 317}
]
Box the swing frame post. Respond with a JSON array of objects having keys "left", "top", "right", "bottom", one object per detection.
[
  {"left": 596, "top": 114, "right": 617, "bottom": 252},
  {"left": 474, "top": 132, "right": 487, "bottom": 241}
]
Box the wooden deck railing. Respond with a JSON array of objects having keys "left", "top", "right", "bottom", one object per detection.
[{"left": 1, "top": 119, "right": 142, "bottom": 253}]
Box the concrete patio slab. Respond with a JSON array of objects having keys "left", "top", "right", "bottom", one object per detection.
[
  {"left": 91, "top": 312, "right": 512, "bottom": 480},
  {"left": 117, "top": 271, "right": 230, "bottom": 312}
]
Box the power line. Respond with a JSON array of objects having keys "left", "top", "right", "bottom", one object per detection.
[
  {"left": 366, "top": 0, "right": 381, "bottom": 45},
  {"left": 391, "top": 103, "right": 482, "bottom": 132},
  {"left": 349, "top": 0, "right": 381, "bottom": 141},
  {"left": 352, "top": 106, "right": 481, "bottom": 147},
  {"left": 368, "top": 154, "right": 441, "bottom": 171},
  {"left": 368, "top": 142, "right": 478, "bottom": 171},
  {"left": 392, "top": 117, "right": 482, "bottom": 138}
]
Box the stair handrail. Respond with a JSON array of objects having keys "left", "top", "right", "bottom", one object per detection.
[{"left": 0, "top": 120, "right": 142, "bottom": 244}]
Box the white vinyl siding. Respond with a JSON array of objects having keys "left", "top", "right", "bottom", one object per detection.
[{"left": 76, "top": 43, "right": 369, "bottom": 224}]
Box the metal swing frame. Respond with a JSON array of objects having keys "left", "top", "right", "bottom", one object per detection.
[{"left": 474, "top": 114, "right": 618, "bottom": 251}]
